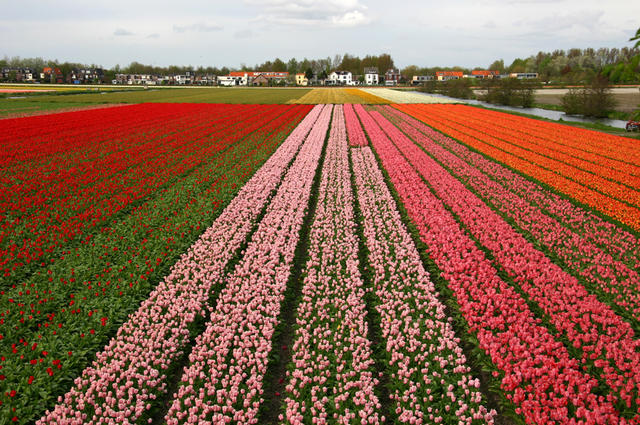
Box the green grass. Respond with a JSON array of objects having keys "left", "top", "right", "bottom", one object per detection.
[{"left": 0, "top": 87, "right": 312, "bottom": 118}]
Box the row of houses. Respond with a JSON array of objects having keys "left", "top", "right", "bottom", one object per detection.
[
  {"left": 0, "top": 67, "right": 105, "bottom": 84},
  {"left": 1, "top": 65, "right": 540, "bottom": 87},
  {"left": 413, "top": 70, "right": 539, "bottom": 84}
]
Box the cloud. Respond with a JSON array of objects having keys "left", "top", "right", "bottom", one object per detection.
[
  {"left": 234, "top": 29, "right": 255, "bottom": 38},
  {"left": 173, "top": 22, "right": 223, "bottom": 33},
  {"left": 246, "top": 0, "right": 372, "bottom": 28},
  {"left": 514, "top": 9, "right": 605, "bottom": 36},
  {"left": 146, "top": 33, "right": 160, "bottom": 39},
  {"left": 113, "top": 28, "right": 133, "bottom": 36}
]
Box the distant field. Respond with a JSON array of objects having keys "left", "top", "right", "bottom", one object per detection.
[
  {"left": 0, "top": 87, "right": 312, "bottom": 117},
  {"left": 290, "top": 88, "right": 389, "bottom": 104}
]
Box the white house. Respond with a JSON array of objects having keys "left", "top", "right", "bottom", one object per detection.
[
  {"left": 218, "top": 75, "right": 245, "bottom": 86},
  {"left": 328, "top": 71, "right": 352, "bottom": 85},
  {"left": 364, "top": 67, "right": 379, "bottom": 85}
]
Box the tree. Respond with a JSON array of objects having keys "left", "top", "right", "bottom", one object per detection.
[
  {"left": 631, "top": 27, "right": 640, "bottom": 48},
  {"left": 272, "top": 58, "right": 286, "bottom": 72},
  {"left": 560, "top": 75, "right": 617, "bottom": 118},
  {"left": 561, "top": 88, "right": 584, "bottom": 115},
  {"left": 583, "top": 75, "right": 617, "bottom": 118},
  {"left": 287, "top": 58, "right": 298, "bottom": 74},
  {"left": 488, "top": 59, "right": 505, "bottom": 73},
  {"left": 401, "top": 65, "right": 419, "bottom": 80},
  {"left": 304, "top": 67, "right": 314, "bottom": 81}
]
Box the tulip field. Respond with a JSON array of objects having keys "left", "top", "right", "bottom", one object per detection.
[{"left": 1, "top": 98, "right": 639, "bottom": 425}]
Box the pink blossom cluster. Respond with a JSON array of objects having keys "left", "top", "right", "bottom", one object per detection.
[
  {"left": 163, "top": 105, "right": 332, "bottom": 425},
  {"left": 353, "top": 104, "right": 626, "bottom": 424},
  {"left": 380, "top": 106, "right": 640, "bottom": 323},
  {"left": 368, "top": 109, "right": 640, "bottom": 415},
  {"left": 37, "top": 105, "right": 325, "bottom": 425},
  {"left": 281, "top": 105, "right": 381, "bottom": 424},
  {"left": 344, "top": 104, "right": 368, "bottom": 147},
  {"left": 351, "top": 144, "right": 495, "bottom": 425},
  {"left": 383, "top": 106, "right": 640, "bottom": 275}
]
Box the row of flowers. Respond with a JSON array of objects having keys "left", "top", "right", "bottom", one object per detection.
[
  {"left": 36, "top": 105, "right": 326, "bottom": 425},
  {"left": 282, "top": 105, "right": 381, "bottom": 424},
  {"left": 369, "top": 107, "right": 640, "bottom": 418},
  {"left": 423, "top": 104, "right": 640, "bottom": 208},
  {"left": 387, "top": 105, "right": 640, "bottom": 275},
  {"left": 432, "top": 104, "right": 640, "bottom": 189},
  {"left": 395, "top": 104, "right": 640, "bottom": 230},
  {"left": 344, "top": 104, "right": 368, "bottom": 147},
  {"left": 354, "top": 104, "right": 626, "bottom": 424},
  {"left": 0, "top": 104, "right": 312, "bottom": 424},
  {"left": 359, "top": 88, "right": 455, "bottom": 104},
  {"left": 0, "top": 103, "right": 278, "bottom": 285},
  {"left": 380, "top": 106, "right": 640, "bottom": 326},
  {"left": 162, "top": 105, "right": 332, "bottom": 424},
  {"left": 351, "top": 133, "right": 495, "bottom": 424},
  {"left": 441, "top": 104, "right": 640, "bottom": 168}
]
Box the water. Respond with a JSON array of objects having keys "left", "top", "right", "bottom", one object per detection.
[{"left": 411, "top": 91, "right": 629, "bottom": 129}]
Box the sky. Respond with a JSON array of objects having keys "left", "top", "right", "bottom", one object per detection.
[{"left": 1, "top": 0, "right": 638, "bottom": 70}]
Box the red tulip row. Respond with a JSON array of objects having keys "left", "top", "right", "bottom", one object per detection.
[
  {"left": 37, "top": 105, "right": 326, "bottom": 425},
  {"left": 0, "top": 104, "right": 280, "bottom": 283},
  {"left": 0, "top": 103, "right": 312, "bottom": 424},
  {"left": 353, "top": 104, "right": 626, "bottom": 424},
  {"left": 383, "top": 106, "right": 640, "bottom": 275},
  {"left": 163, "top": 105, "right": 331, "bottom": 425},
  {"left": 368, "top": 108, "right": 640, "bottom": 418},
  {"left": 378, "top": 106, "right": 640, "bottom": 325}
]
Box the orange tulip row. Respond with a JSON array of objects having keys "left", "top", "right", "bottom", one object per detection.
[{"left": 395, "top": 104, "right": 640, "bottom": 231}]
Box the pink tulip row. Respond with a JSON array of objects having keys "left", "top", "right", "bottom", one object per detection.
[
  {"left": 382, "top": 106, "right": 640, "bottom": 272},
  {"left": 352, "top": 104, "right": 625, "bottom": 424},
  {"left": 344, "top": 104, "right": 368, "bottom": 147},
  {"left": 378, "top": 106, "right": 640, "bottom": 324},
  {"left": 368, "top": 109, "right": 640, "bottom": 415},
  {"left": 282, "top": 105, "right": 381, "bottom": 424},
  {"left": 163, "top": 105, "right": 332, "bottom": 425},
  {"left": 351, "top": 144, "right": 495, "bottom": 425},
  {"left": 37, "top": 105, "right": 326, "bottom": 425}
]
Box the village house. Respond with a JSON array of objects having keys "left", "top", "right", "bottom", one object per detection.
[
  {"left": 295, "top": 73, "right": 308, "bottom": 86},
  {"left": 41, "top": 67, "right": 64, "bottom": 83},
  {"left": 384, "top": 68, "right": 401, "bottom": 86},
  {"left": 510, "top": 72, "right": 539, "bottom": 79},
  {"left": 364, "top": 67, "right": 379, "bottom": 85},
  {"left": 225, "top": 71, "right": 289, "bottom": 86},
  {"left": 411, "top": 75, "right": 434, "bottom": 85},
  {"left": 251, "top": 74, "right": 269, "bottom": 86},
  {"left": 328, "top": 70, "right": 352, "bottom": 85},
  {"left": 436, "top": 71, "right": 463, "bottom": 81},
  {"left": 471, "top": 70, "right": 500, "bottom": 79}
]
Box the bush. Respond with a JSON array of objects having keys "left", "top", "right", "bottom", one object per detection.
[
  {"left": 561, "top": 88, "right": 584, "bottom": 115},
  {"left": 483, "top": 77, "right": 539, "bottom": 107},
  {"left": 560, "top": 76, "right": 617, "bottom": 118}
]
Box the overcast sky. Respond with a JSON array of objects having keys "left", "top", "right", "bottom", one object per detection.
[{"left": 2, "top": 0, "right": 638, "bottom": 69}]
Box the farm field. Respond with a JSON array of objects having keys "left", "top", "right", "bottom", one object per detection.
[
  {"left": 0, "top": 88, "right": 312, "bottom": 118},
  {"left": 289, "top": 88, "right": 389, "bottom": 104},
  {"left": 1, "top": 100, "right": 640, "bottom": 425}
]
